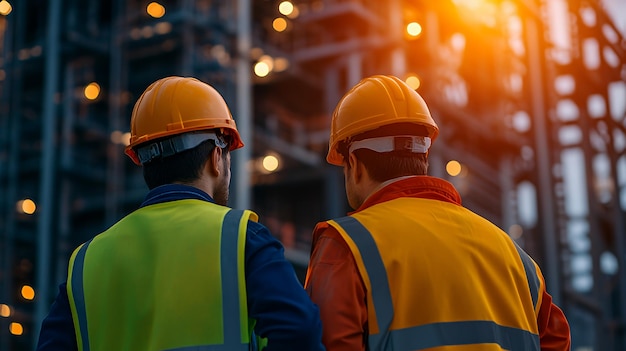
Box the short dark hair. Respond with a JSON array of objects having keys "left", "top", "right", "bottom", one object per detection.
[
  {"left": 141, "top": 134, "right": 229, "bottom": 190},
  {"left": 338, "top": 123, "right": 430, "bottom": 182}
]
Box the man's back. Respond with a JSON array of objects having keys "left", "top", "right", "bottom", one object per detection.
[
  {"left": 39, "top": 184, "right": 325, "bottom": 351},
  {"left": 306, "top": 176, "right": 570, "bottom": 350},
  {"left": 349, "top": 196, "right": 539, "bottom": 339},
  {"left": 69, "top": 199, "right": 241, "bottom": 350}
]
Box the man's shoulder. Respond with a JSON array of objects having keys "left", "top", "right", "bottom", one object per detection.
[
  {"left": 245, "top": 219, "right": 269, "bottom": 235},
  {"left": 244, "top": 220, "right": 281, "bottom": 247}
]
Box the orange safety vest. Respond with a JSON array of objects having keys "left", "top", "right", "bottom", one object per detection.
[{"left": 328, "top": 197, "right": 541, "bottom": 350}]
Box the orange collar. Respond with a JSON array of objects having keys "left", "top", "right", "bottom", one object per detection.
[{"left": 351, "top": 176, "right": 462, "bottom": 214}]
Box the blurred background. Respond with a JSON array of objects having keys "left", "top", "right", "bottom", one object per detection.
[{"left": 0, "top": 0, "right": 624, "bottom": 349}]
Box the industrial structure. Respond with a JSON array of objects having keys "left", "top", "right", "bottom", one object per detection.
[{"left": 0, "top": 0, "right": 624, "bottom": 350}]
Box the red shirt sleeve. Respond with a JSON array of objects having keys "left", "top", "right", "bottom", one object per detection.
[
  {"left": 305, "top": 223, "right": 367, "bottom": 351},
  {"left": 537, "top": 289, "right": 571, "bottom": 350}
]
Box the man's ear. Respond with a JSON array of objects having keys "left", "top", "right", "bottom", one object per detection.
[
  {"left": 348, "top": 152, "right": 363, "bottom": 182},
  {"left": 209, "top": 146, "right": 222, "bottom": 177}
]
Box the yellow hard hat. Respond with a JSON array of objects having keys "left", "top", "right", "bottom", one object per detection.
[
  {"left": 125, "top": 76, "right": 244, "bottom": 165},
  {"left": 327, "top": 75, "right": 439, "bottom": 165}
]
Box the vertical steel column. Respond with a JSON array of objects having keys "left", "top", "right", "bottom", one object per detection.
[
  {"left": 609, "top": 130, "right": 626, "bottom": 350},
  {"left": 323, "top": 67, "right": 344, "bottom": 218},
  {"left": 603, "top": 78, "right": 626, "bottom": 351},
  {"left": 388, "top": 0, "right": 405, "bottom": 78},
  {"left": 234, "top": 0, "right": 252, "bottom": 210},
  {"left": 324, "top": 67, "right": 340, "bottom": 115},
  {"left": 0, "top": 2, "right": 27, "bottom": 350},
  {"left": 0, "top": 3, "right": 23, "bottom": 349},
  {"left": 346, "top": 53, "right": 362, "bottom": 89},
  {"left": 596, "top": 7, "right": 626, "bottom": 347},
  {"left": 499, "top": 157, "right": 516, "bottom": 233},
  {"left": 524, "top": 13, "right": 562, "bottom": 303},
  {"left": 34, "top": 0, "right": 62, "bottom": 341},
  {"left": 181, "top": 0, "right": 194, "bottom": 76},
  {"left": 576, "top": 85, "right": 609, "bottom": 348},
  {"left": 105, "top": 0, "right": 125, "bottom": 226},
  {"left": 56, "top": 63, "right": 75, "bottom": 287}
]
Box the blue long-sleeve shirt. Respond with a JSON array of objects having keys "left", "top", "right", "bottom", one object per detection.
[{"left": 36, "top": 184, "right": 324, "bottom": 351}]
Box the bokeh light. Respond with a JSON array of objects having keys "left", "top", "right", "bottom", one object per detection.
[
  {"left": 259, "top": 55, "right": 274, "bottom": 71},
  {"left": 278, "top": 1, "right": 294, "bottom": 16},
  {"left": 406, "top": 22, "right": 422, "bottom": 37},
  {"left": 254, "top": 62, "right": 270, "bottom": 77},
  {"left": 21, "top": 285, "right": 35, "bottom": 300},
  {"left": 147, "top": 2, "right": 166, "bottom": 18},
  {"left": 286, "top": 6, "right": 300, "bottom": 19},
  {"left": 508, "top": 224, "right": 524, "bottom": 239},
  {"left": 405, "top": 75, "right": 421, "bottom": 90},
  {"left": 0, "top": 304, "right": 10, "bottom": 317},
  {"left": 273, "top": 17, "right": 288, "bottom": 32},
  {"left": 262, "top": 155, "right": 280, "bottom": 172},
  {"left": 274, "top": 57, "right": 289, "bottom": 72},
  {"left": 0, "top": 0, "right": 12, "bottom": 16},
  {"left": 17, "top": 199, "right": 36, "bottom": 215},
  {"left": 9, "top": 322, "right": 23, "bottom": 336},
  {"left": 84, "top": 82, "right": 101, "bottom": 100},
  {"left": 446, "top": 160, "right": 462, "bottom": 177}
]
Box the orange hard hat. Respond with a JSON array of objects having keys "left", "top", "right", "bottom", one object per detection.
[
  {"left": 327, "top": 75, "right": 439, "bottom": 165},
  {"left": 125, "top": 76, "right": 243, "bottom": 165}
]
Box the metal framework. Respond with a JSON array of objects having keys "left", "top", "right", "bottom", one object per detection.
[
  {"left": 0, "top": 0, "right": 624, "bottom": 350},
  {"left": 534, "top": 1, "right": 626, "bottom": 348}
]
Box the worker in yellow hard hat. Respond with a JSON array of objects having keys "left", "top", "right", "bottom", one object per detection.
[
  {"left": 304, "top": 75, "right": 571, "bottom": 351},
  {"left": 37, "top": 76, "right": 324, "bottom": 351}
]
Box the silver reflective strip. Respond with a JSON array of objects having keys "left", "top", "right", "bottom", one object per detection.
[
  {"left": 334, "top": 216, "right": 393, "bottom": 350},
  {"left": 514, "top": 243, "right": 540, "bottom": 308},
  {"left": 348, "top": 136, "right": 431, "bottom": 154},
  {"left": 70, "top": 239, "right": 93, "bottom": 351},
  {"left": 387, "top": 320, "right": 539, "bottom": 350},
  {"left": 220, "top": 209, "right": 249, "bottom": 351}
]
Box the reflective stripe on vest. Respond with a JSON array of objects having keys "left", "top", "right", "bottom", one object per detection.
[
  {"left": 69, "top": 239, "right": 92, "bottom": 351},
  {"left": 68, "top": 209, "right": 250, "bottom": 351},
  {"left": 334, "top": 216, "right": 540, "bottom": 351},
  {"left": 513, "top": 243, "right": 540, "bottom": 309}
]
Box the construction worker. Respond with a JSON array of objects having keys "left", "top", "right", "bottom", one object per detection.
[
  {"left": 37, "top": 76, "right": 325, "bottom": 351},
  {"left": 304, "top": 75, "right": 571, "bottom": 351}
]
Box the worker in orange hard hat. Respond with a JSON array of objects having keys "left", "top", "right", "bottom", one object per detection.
[
  {"left": 37, "top": 76, "right": 324, "bottom": 351},
  {"left": 304, "top": 75, "right": 571, "bottom": 351}
]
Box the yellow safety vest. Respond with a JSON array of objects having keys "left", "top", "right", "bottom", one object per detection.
[
  {"left": 67, "top": 199, "right": 257, "bottom": 351},
  {"left": 328, "top": 197, "right": 542, "bottom": 350}
]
